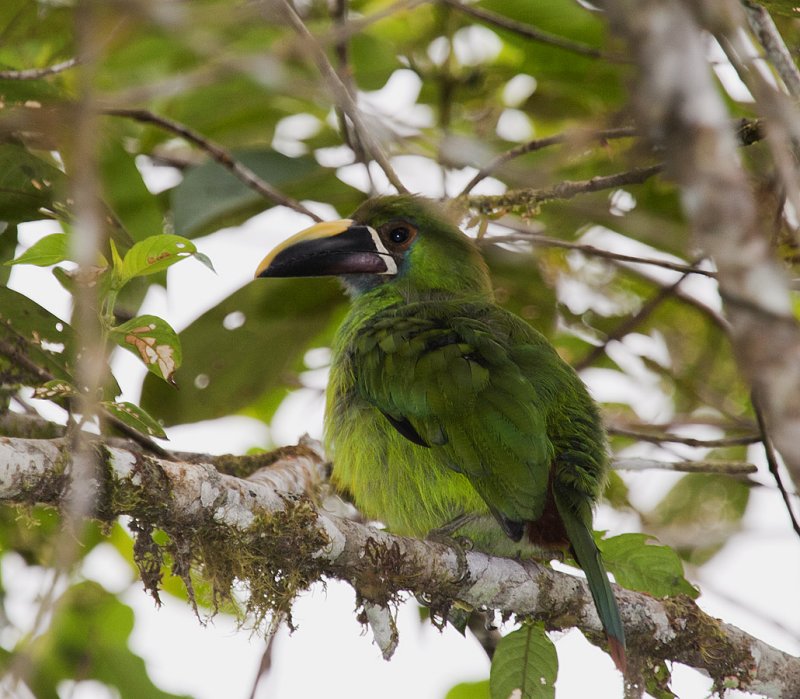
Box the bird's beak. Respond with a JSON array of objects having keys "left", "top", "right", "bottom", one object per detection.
[{"left": 255, "top": 219, "right": 398, "bottom": 279}]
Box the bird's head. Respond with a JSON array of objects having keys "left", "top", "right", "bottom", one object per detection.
[{"left": 255, "top": 195, "right": 492, "bottom": 299}]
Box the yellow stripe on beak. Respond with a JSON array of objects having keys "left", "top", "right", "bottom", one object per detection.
[{"left": 254, "top": 219, "right": 354, "bottom": 279}]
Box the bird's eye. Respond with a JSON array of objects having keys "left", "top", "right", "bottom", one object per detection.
[
  {"left": 380, "top": 220, "right": 417, "bottom": 249},
  {"left": 389, "top": 226, "right": 410, "bottom": 244}
]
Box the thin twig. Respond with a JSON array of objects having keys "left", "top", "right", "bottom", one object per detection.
[
  {"left": 485, "top": 222, "right": 712, "bottom": 278},
  {"left": 277, "top": 0, "right": 408, "bottom": 194},
  {"left": 440, "top": 0, "right": 620, "bottom": 61},
  {"left": 467, "top": 164, "right": 663, "bottom": 213},
  {"left": 247, "top": 630, "right": 280, "bottom": 699},
  {"left": 751, "top": 389, "right": 800, "bottom": 538},
  {"left": 103, "top": 108, "right": 322, "bottom": 222},
  {"left": 611, "top": 457, "right": 757, "bottom": 475},
  {"left": 574, "top": 272, "right": 693, "bottom": 370},
  {"left": 459, "top": 127, "right": 638, "bottom": 196},
  {"left": 330, "top": 0, "right": 374, "bottom": 191},
  {"left": 467, "top": 610, "right": 501, "bottom": 660},
  {"left": 607, "top": 426, "right": 761, "bottom": 449},
  {"left": 0, "top": 58, "right": 79, "bottom": 80}
]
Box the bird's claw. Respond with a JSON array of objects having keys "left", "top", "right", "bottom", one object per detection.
[{"left": 425, "top": 515, "right": 473, "bottom": 585}]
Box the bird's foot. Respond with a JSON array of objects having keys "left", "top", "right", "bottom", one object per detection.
[{"left": 426, "top": 515, "right": 476, "bottom": 585}]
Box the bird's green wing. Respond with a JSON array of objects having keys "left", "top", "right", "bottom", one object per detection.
[{"left": 352, "top": 302, "right": 555, "bottom": 534}]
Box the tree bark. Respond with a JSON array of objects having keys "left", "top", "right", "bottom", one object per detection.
[{"left": 1, "top": 435, "right": 797, "bottom": 697}]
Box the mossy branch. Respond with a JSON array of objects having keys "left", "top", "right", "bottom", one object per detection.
[{"left": 0, "top": 435, "right": 797, "bottom": 697}]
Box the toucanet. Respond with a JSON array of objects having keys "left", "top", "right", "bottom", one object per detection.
[{"left": 255, "top": 195, "right": 626, "bottom": 671}]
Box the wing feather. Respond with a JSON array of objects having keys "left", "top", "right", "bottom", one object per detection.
[{"left": 352, "top": 302, "right": 554, "bottom": 526}]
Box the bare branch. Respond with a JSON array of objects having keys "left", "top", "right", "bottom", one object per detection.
[
  {"left": 0, "top": 58, "right": 79, "bottom": 80},
  {"left": 103, "top": 108, "right": 322, "bottom": 222},
  {"left": 0, "top": 436, "right": 797, "bottom": 697},
  {"left": 611, "top": 457, "right": 757, "bottom": 475},
  {"left": 485, "top": 222, "right": 711, "bottom": 277},
  {"left": 440, "top": 0, "right": 620, "bottom": 61},
  {"left": 751, "top": 390, "right": 800, "bottom": 538},
  {"left": 459, "top": 127, "right": 638, "bottom": 196},
  {"left": 575, "top": 272, "right": 694, "bottom": 370},
  {"left": 467, "top": 164, "right": 662, "bottom": 214},
  {"left": 607, "top": 426, "right": 761, "bottom": 449}
]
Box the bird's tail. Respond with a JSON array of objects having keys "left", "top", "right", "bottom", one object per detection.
[{"left": 554, "top": 491, "right": 626, "bottom": 673}]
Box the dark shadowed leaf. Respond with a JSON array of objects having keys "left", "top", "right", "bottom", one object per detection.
[
  {"left": 24, "top": 581, "right": 189, "bottom": 699},
  {"left": 140, "top": 277, "right": 344, "bottom": 425},
  {"left": 0, "top": 224, "right": 18, "bottom": 285},
  {"left": 0, "top": 286, "right": 75, "bottom": 383},
  {"left": 644, "top": 472, "right": 751, "bottom": 565},
  {"left": 171, "top": 149, "right": 362, "bottom": 239},
  {"left": 100, "top": 137, "right": 166, "bottom": 243},
  {"left": 0, "top": 145, "right": 66, "bottom": 223}
]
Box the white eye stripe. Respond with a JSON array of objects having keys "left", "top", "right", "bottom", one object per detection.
[{"left": 367, "top": 225, "right": 398, "bottom": 275}]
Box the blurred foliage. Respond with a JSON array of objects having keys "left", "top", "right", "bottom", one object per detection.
[{"left": 0, "top": 0, "right": 793, "bottom": 697}]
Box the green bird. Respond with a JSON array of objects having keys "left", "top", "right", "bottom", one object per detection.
[{"left": 255, "top": 195, "right": 626, "bottom": 671}]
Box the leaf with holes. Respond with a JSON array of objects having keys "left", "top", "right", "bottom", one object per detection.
[
  {"left": 6, "top": 233, "right": 70, "bottom": 267},
  {"left": 490, "top": 624, "right": 557, "bottom": 699},
  {"left": 102, "top": 400, "right": 167, "bottom": 440},
  {"left": 32, "top": 379, "right": 78, "bottom": 400},
  {"left": 118, "top": 234, "right": 211, "bottom": 285},
  {"left": 599, "top": 533, "right": 699, "bottom": 598},
  {"left": 0, "top": 144, "right": 67, "bottom": 223},
  {"left": 110, "top": 315, "right": 182, "bottom": 384}
]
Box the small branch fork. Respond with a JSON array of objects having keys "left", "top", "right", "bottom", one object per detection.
[
  {"left": 0, "top": 435, "right": 797, "bottom": 698},
  {"left": 276, "top": 0, "right": 408, "bottom": 194}
]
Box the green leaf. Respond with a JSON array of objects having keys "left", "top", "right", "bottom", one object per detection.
[
  {"left": 0, "top": 223, "right": 18, "bottom": 285},
  {"left": 0, "top": 286, "right": 76, "bottom": 384},
  {"left": 100, "top": 136, "right": 165, "bottom": 243},
  {"left": 599, "top": 533, "right": 699, "bottom": 598},
  {"left": 490, "top": 624, "right": 557, "bottom": 699},
  {"left": 118, "top": 234, "right": 205, "bottom": 284},
  {"left": 645, "top": 472, "right": 751, "bottom": 565},
  {"left": 6, "top": 232, "right": 70, "bottom": 267},
  {"left": 140, "top": 277, "right": 344, "bottom": 426},
  {"left": 171, "top": 149, "right": 363, "bottom": 239},
  {"left": 0, "top": 144, "right": 67, "bottom": 223},
  {"left": 24, "top": 581, "right": 189, "bottom": 699},
  {"left": 102, "top": 400, "right": 167, "bottom": 439},
  {"left": 110, "top": 315, "right": 182, "bottom": 384},
  {"left": 644, "top": 659, "right": 678, "bottom": 699},
  {"left": 446, "top": 680, "right": 490, "bottom": 699}
]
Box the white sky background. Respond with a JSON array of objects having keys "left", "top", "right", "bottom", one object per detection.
[{"left": 3, "top": 36, "right": 800, "bottom": 699}]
